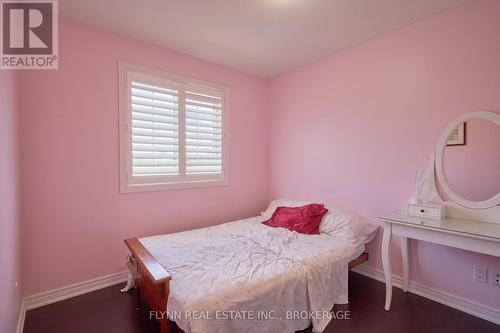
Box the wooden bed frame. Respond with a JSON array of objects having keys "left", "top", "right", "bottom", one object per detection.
[{"left": 125, "top": 238, "right": 369, "bottom": 333}]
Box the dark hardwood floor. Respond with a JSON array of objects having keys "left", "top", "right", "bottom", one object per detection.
[{"left": 23, "top": 272, "right": 499, "bottom": 333}]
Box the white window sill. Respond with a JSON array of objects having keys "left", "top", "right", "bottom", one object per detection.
[{"left": 120, "top": 178, "right": 229, "bottom": 193}]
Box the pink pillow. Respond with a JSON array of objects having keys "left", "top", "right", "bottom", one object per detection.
[{"left": 262, "top": 204, "right": 328, "bottom": 235}]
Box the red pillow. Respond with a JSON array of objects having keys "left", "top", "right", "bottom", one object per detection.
[{"left": 262, "top": 204, "right": 328, "bottom": 235}]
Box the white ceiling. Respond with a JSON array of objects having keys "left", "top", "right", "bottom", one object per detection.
[{"left": 60, "top": 0, "right": 467, "bottom": 78}]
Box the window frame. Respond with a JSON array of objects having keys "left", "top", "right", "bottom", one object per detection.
[{"left": 119, "top": 61, "right": 229, "bottom": 193}]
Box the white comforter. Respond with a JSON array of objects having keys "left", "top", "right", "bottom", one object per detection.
[{"left": 140, "top": 216, "right": 364, "bottom": 333}]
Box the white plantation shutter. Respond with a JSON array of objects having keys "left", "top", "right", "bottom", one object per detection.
[
  {"left": 130, "top": 81, "right": 180, "bottom": 177},
  {"left": 185, "top": 90, "right": 223, "bottom": 175},
  {"left": 120, "top": 63, "right": 228, "bottom": 192}
]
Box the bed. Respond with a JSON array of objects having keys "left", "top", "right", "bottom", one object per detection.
[{"left": 125, "top": 202, "right": 377, "bottom": 333}]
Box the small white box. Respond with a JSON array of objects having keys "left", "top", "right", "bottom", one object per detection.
[{"left": 407, "top": 203, "right": 446, "bottom": 220}]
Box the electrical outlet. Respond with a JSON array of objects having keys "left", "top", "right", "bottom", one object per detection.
[
  {"left": 473, "top": 265, "right": 488, "bottom": 283},
  {"left": 493, "top": 271, "right": 500, "bottom": 287}
]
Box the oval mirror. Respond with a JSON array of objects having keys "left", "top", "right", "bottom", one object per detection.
[{"left": 436, "top": 111, "right": 500, "bottom": 209}]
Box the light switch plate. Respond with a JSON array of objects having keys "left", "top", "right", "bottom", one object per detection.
[
  {"left": 473, "top": 265, "right": 488, "bottom": 283},
  {"left": 493, "top": 271, "right": 500, "bottom": 286}
]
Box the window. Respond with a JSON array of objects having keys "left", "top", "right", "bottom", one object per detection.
[{"left": 119, "top": 62, "right": 229, "bottom": 192}]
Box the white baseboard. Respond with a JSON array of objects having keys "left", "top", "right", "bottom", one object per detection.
[
  {"left": 24, "top": 271, "right": 128, "bottom": 310},
  {"left": 16, "top": 271, "right": 128, "bottom": 333},
  {"left": 352, "top": 264, "right": 500, "bottom": 326}
]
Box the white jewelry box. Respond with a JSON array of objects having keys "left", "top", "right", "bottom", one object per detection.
[{"left": 406, "top": 202, "right": 446, "bottom": 220}]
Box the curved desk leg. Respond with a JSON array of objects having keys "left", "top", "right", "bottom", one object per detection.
[
  {"left": 401, "top": 236, "right": 409, "bottom": 292},
  {"left": 381, "top": 222, "right": 392, "bottom": 311}
]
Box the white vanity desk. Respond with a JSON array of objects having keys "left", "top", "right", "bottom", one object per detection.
[
  {"left": 379, "top": 210, "right": 500, "bottom": 310},
  {"left": 379, "top": 111, "right": 500, "bottom": 311}
]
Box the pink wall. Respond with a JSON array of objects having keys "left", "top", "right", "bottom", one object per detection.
[
  {"left": 268, "top": 0, "right": 500, "bottom": 309},
  {"left": 19, "top": 18, "right": 269, "bottom": 296},
  {"left": 0, "top": 71, "right": 22, "bottom": 333}
]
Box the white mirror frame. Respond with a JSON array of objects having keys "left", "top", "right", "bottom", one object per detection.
[{"left": 435, "top": 111, "right": 500, "bottom": 210}]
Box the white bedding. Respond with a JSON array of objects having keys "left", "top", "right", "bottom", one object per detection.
[{"left": 140, "top": 215, "right": 364, "bottom": 333}]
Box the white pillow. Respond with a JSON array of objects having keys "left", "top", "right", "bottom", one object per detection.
[
  {"left": 261, "top": 199, "right": 314, "bottom": 218},
  {"left": 319, "top": 208, "right": 378, "bottom": 246}
]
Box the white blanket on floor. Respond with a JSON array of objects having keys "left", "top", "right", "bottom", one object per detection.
[{"left": 140, "top": 216, "right": 364, "bottom": 333}]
